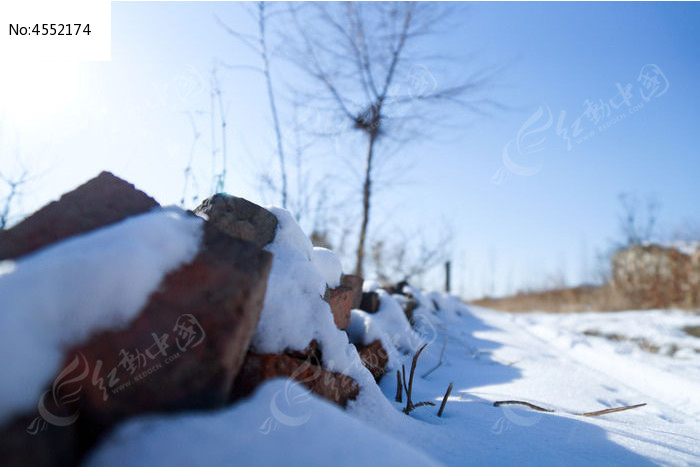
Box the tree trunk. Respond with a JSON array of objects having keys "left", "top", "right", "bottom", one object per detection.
[
  {"left": 259, "top": 2, "right": 288, "bottom": 208},
  {"left": 355, "top": 130, "right": 377, "bottom": 277}
]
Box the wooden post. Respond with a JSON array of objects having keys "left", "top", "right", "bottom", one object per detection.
[{"left": 445, "top": 261, "right": 451, "bottom": 293}]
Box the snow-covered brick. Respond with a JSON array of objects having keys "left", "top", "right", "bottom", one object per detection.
[
  {"left": 62, "top": 220, "right": 272, "bottom": 430},
  {"left": 327, "top": 286, "right": 354, "bottom": 329},
  {"left": 0, "top": 171, "right": 159, "bottom": 261},
  {"left": 426, "top": 291, "right": 468, "bottom": 316},
  {"left": 232, "top": 353, "right": 359, "bottom": 407},
  {"left": 0, "top": 208, "right": 203, "bottom": 424},
  {"left": 347, "top": 291, "right": 425, "bottom": 370},
  {"left": 340, "top": 274, "right": 363, "bottom": 309},
  {"left": 356, "top": 340, "right": 389, "bottom": 381},
  {"left": 249, "top": 208, "right": 395, "bottom": 418}
]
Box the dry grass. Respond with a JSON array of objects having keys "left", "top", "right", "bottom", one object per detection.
[
  {"left": 471, "top": 284, "right": 629, "bottom": 313},
  {"left": 472, "top": 243, "right": 700, "bottom": 314}
]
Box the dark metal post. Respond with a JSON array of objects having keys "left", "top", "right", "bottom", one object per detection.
[{"left": 445, "top": 260, "right": 451, "bottom": 293}]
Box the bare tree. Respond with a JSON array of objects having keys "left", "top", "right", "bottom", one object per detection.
[
  {"left": 209, "top": 67, "right": 229, "bottom": 193},
  {"left": 217, "top": 2, "right": 289, "bottom": 207},
  {"left": 287, "top": 102, "right": 325, "bottom": 225},
  {"left": 617, "top": 192, "right": 660, "bottom": 247},
  {"left": 0, "top": 168, "right": 28, "bottom": 229},
  {"left": 284, "top": 2, "right": 500, "bottom": 276},
  {"left": 370, "top": 224, "right": 453, "bottom": 287},
  {"left": 180, "top": 111, "right": 203, "bottom": 207}
]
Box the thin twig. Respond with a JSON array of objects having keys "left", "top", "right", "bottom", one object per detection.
[
  {"left": 180, "top": 111, "right": 201, "bottom": 207},
  {"left": 213, "top": 68, "right": 228, "bottom": 193},
  {"left": 407, "top": 343, "right": 427, "bottom": 405},
  {"left": 579, "top": 403, "right": 647, "bottom": 417},
  {"left": 422, "top": 336, "right": 447, "bottom": 378},
  {"left": 494, "top": 400, "right": 554, "bottom": 412},
  {"left": 403, "top": 343, "right": 434, "bottom": 415},
  {"left": 437, "top": 382, "right": 453, "bottom": 417},
  {"left": 493, "top": 400, "right": 647, "bottom": 417},
  {"left": 395, "top": 370, "right": 402, "bottom": 403},
  {"left": 401, "top": 364, "right": 408, "bottom": 394},
  {"left": 412, "top": 401, "right": 436, "bottom": 409}
]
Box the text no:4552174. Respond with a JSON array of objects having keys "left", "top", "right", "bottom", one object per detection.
[{"left": 9, "top": 24, "right": 91, "bottom": 36}]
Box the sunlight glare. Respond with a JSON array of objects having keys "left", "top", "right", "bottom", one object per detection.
[{"left": 0, "top": 61, "right": 79, "bottom": 122}]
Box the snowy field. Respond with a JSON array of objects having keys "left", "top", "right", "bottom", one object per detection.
[{"left": 89, "top": 304, "right": 700, "bottom": 466}]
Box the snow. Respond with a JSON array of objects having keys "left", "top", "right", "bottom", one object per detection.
[
  {"left": 666, "top": 240, "right": 700, "bottom": 256},
  {"left": 354, "top": 305, "right": 699, "bottom": 465},
  {"left": 250, "top": 207, "right": 396, "bottom": 419},
  {"left": 83, "top": 379, "right": 441, "bottom": 467},
  {"left": 26, "top": 207, "right": 697, "bottom": 465},
  {"left": 86, "top": 209, "right": 699, "bottom": 465},
  {"left": 347, "top": 290, "right": 423, "bottom": 370},
  {"left": 437, "top": 307, "right": 700, "bottom": 465},
  {"left": 93, "top": 302, "right": 700, "bottom": 465},
  {"left": 0, "top": 208, "right": 203, "bottom": 425},
  {"left": 250, "top": 207, "right": 355, "bottom": 367},
  {"left": 311, "top": 246, "right": 342, "bottom": 288},
  {"left": 510, "top": 310, "right": 700, "bottom": 419}
]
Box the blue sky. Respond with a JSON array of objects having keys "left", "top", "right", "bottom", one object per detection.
[{"left": 1, "top": 2, "right": 698, "bottom": 298}]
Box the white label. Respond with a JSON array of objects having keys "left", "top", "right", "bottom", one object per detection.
[{"left": 0, "top": 0, "right": 111, "bottom": 62}]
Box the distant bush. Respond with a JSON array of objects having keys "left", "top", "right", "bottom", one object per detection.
[
  {"left": 472, "top": 284, "right": 624, "bottom": 313},
  {"left": 611, "top": 244, "right": 700, "bottom": 309}
]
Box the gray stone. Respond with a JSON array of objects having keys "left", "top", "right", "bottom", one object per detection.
[{"left": 194, "top": 194, "right": 278, "bottom": 248}]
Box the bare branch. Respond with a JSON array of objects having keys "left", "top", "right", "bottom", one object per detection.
[
  {"left": 378, "top": 3, "right": 414, "bottom": 101},
  {"left": 314, "top": 3, "right": 375, "bottom": 102},
  {"left": 395, "top": 370, "right": 403, "bottom": 403},
  {"left": 257, "top": 1, "right": 288, "bottom": 207},
  {"left": 422, "top": 336, "right": 448, "bottom": 378},
  {"left": 0, "top": 167, "right": 29, "bottom": 229},
  {"left": 180, "top": 111, "right": 202, "bottom": 207},
  {"left": 287, "top": 4, "right": 357, "bottom": 122},
  {"left": 211, "top": 68, "right": 228, "bottom": 193},
  {"left": 216, "top": 62, "right": 265, "bottom": 75},
  {"left": 215, "top": 15, "right": 260, "bottom": 54}
]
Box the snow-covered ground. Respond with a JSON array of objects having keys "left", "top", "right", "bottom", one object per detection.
[
  {"left": 3, "top": 205, "right": 696, "bottom": 465},
  {"left": 88, "top": 303, "right": 700, "bottom": 466}
]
